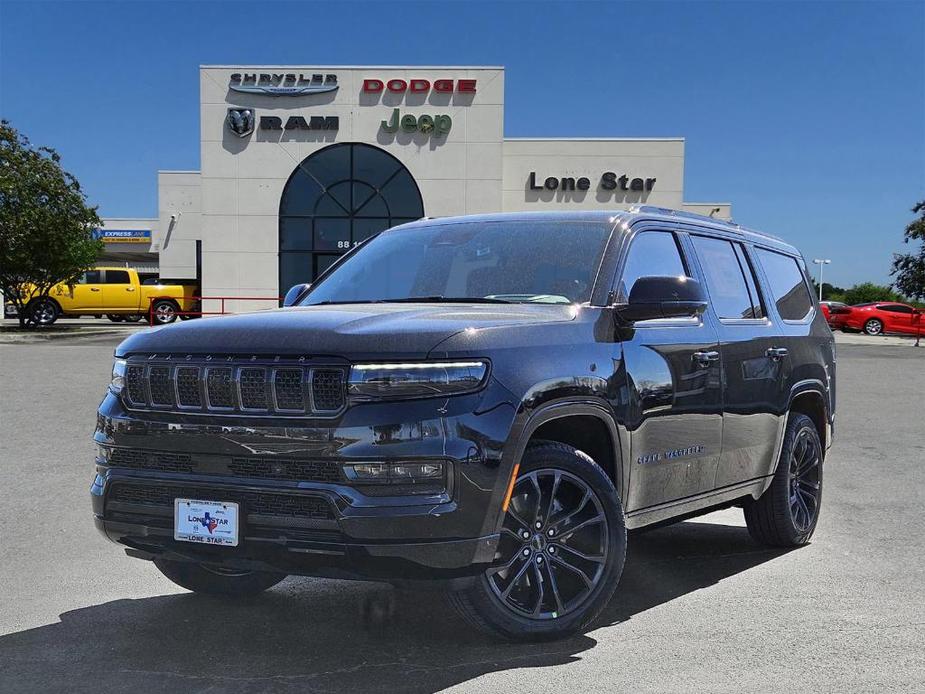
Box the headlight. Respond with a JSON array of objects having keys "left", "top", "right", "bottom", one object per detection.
[
  {"left": 345, "top": 461, "right": 445, "bottom": 484},
  {"left": 110, "top": 358, "right": 127, "bottom": 393},
  {"left": 348, "top": 360, "right": 488, "bottom": 401}
]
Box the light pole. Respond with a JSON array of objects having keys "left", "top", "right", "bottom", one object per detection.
[{"left": 812, "top": 259, "right": 831, "bottom": 302}]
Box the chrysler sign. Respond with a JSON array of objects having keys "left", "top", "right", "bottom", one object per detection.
[{"left": 229, "top": 72, "right": 339, "bottom": 96}]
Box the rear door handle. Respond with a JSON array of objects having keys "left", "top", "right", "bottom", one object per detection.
[
  {"left": 90, "top": 287, "right": 100, "bottom": 292},
  {"left": 125, "top": 287, "right": 135, "bottom": 291},
  {"left": 766, "top": 347, "right": 789, "bottom": 361},
  {"left": 693, "top": 350, "right": 720, "bottom": 368}
]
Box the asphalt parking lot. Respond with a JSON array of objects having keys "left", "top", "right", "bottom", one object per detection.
[{"left": 0, "top": 337, "right": 923, "bottom": 693}]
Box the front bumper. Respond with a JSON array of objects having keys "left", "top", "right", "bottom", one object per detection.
[{"left": 92, "top": 383, "right": 518, "bottom": 582}]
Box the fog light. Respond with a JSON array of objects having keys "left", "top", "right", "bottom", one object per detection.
[{"left": 96, "top": 445, "right": 111, "bottom": 463}]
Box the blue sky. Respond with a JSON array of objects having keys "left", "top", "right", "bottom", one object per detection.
[{"left": 1, "top": 0, "right": 923, "bottom": 287}]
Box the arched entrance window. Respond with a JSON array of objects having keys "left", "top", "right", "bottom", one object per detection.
[{"left": 278, "top": 143, "right": 424, "bottom": 291}]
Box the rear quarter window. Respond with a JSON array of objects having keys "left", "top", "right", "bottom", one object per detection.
[{"left": 755, "top": 249, "right": 814, "bottom": 321}]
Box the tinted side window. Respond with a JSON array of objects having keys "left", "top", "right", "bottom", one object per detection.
[
  {"left": 880, "top": 304, "right": 912, "bottom": 313},
  {"left": 733, "top": 244, "right": 765, "bottom": 319},
  {"left": 79, "top": 270, "right": 102, "bottom": 284},
  {"left": 619, "top": 231, "right": 688, "bottom": 299},
  {"left": 104, "top": 270, "right": 131, "bottom": 284},
  {"left": 755, "top": 249, "right": 814, "bottom": 321},
  {"left": 690, "top": 236, "right": 761, "bottom": 320}
]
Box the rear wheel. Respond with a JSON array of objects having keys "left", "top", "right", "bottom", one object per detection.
[
  {"left": 449, "top": 441, "right": 626, "bottom": 641},
  {"left": 106, "top": 314, "right": 124, "bottom": 322},
  {"left": 153, "top": 559, "right": 286, "bottom": 597},
  {"left": 744, "top": 413, "right": 823, "bottom": 547},
  {"left": 149, "top": 300, "right": 178, "bottom": 325},
  {"left": 27, "top": 298, "right": 59, "bottom": 326},
  {"left": 864, "top": 318, "right": 883, "bottom": 336}
]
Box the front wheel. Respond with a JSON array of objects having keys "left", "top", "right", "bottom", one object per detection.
[
  {"left": 744, "top": 413, "right": 823, "bottom": 547},
  {"left": 27, "top": 298, "right": 59, "bottom": 326},
  {"left": 864, "top": 318, "right": 883, "bottom": 336},
  {"left": 449, "top": 441, "right": 626, "bottom": 641},
  {"left": 153, "top": 559, "right": 286, "bottom": 597}
]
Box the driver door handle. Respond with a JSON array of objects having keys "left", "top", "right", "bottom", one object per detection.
[
  {"left": 89, "top": 287, "right": 100, "bottom": 292},
  {"left": 766, "top": 347, "right": 789, "bottom": 361},
  {"left": 693, "top": 350, "right": 720, "bottom": 368}
]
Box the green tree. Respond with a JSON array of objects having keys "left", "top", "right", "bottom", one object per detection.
[
  {"left": 0, "top": 121, "right": 102, "bottom": 327},
  {"left": 842, "top": 282, "right": 901, "bottom": 306},
  {"left": 891, "top": 201, "right": 925, "bottom": 302}
]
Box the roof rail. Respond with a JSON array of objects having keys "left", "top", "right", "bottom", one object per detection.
[{"left": 628, "top": 204, "right": 739, "bottom": 228}]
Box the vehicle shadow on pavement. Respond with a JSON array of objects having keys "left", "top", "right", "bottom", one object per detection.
[{"left": 0, "top": 521, "right": 790, "bottom": 693}]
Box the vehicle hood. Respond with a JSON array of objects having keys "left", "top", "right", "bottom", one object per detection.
[{"left": 116, "top": 303, "right": 579, "bottom": 359}]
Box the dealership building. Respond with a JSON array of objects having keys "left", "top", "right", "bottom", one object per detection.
[{"left": 110, "top": 65, "right": 730, "bottom": 309}]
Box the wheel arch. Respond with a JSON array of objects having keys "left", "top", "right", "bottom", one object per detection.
[
  {"left": 507, "top": 398, "right": 626, "bottom": 503},
  {"left": 787, "top": 381, "right": 830, "bottom": 455}
]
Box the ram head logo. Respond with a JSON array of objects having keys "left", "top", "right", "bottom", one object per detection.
[{"left": 226, "top": 108, "right": 255, "bottom": 138}]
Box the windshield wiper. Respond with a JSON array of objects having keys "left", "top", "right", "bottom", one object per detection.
[
  {"left": 309, "top": 296, "right": 513, "bottom": 306},
  {"left": 376, "top": 296, "right": 513, "bottom": 304}
]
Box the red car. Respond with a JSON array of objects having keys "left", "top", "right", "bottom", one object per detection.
[
  {"left": 820, "top": 301, "right": 852, "bottom": 330},
  {"left": 843, "top": 302, "right": 925, "bottom": 336}
]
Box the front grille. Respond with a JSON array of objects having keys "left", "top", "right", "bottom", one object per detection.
[
  {"left": 312, "top": 369, "right": 345, "bottom": 411},
  {"left": 206, "top": 368, "right": 234, "bottom": 409},
  {"left": 106, "top": 448, "right": 343, "bottom": 484},
  {"left": 109, "top": 483, "right": 334, "bottom": 521},
  {"left": 149, "top": 366, "right": 174, "bottom": 406},
  {"left": 273, "top": 368, "right": 304, "bottom": 410},
  {"left": 228, "top": 457, "right": 342, "bottom": 483},
  {"left": 176, "top": 367, "right": 202, "bottom": 407},
  {"left": 109, "top": 449, "right": 194, "bottom": 473},
  {"left": 125, "top": 365, "right": 147, "bottom": 405},
  {"left": 240, "top": 368, "right": 268, "bottom": 410},
  {"left": 119, "top": 358, "right": 346, "bottom": 417}
]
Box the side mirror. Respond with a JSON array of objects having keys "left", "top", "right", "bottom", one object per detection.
[
  {"left": 283, "top": 283, "right": 311, "bottom": 307},
  {"left": 615, "top": 276, "right": 708, "bottom": 323}
]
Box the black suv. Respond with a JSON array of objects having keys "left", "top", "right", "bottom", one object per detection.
[{"left": 92, "top": 208, "right": 835, "bottom": 640}]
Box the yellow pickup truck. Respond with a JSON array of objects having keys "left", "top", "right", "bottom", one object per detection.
[{"left": 7, "top": 267, "right": 198, "bottom": 325}]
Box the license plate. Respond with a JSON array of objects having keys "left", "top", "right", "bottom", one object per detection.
[{"left": 174, "top": 498, "right": 239, "bottom": 546}]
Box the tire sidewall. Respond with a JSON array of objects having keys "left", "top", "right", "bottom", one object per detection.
[
  {"left": 29, "top": 298, "right": 58, "bottom": 325},
  {"left": 469, "top": 443, "right": 626, "bottom": 640},
  {"left": 151, "top": 300, "right": 178, "bottom": 324},
  {"left": 772, "top": 414, "right": 824, "bottom": 544}
]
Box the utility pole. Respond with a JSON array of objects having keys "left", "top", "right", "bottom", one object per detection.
[{"left": 812, "top": 259, "right": 831, "bottom": 302}]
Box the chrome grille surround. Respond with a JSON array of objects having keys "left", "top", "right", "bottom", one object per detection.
[{"left": 120, "top": 356, "right": 347, "bottom": 417}]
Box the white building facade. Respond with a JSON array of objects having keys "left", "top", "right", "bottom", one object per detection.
[{"left": 143, "top": 65, "right": 729, "bottom": 308}]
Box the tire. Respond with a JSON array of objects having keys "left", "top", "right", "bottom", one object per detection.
[
  {"left": 864, "top": 318, "right": 883, "bottom": 336},
  {"left": 149, "top": 300, "right": 179, "bottom": 325},
  {"left": 449, "top": 441, "right": 626, "bottom": 641},
  {"left": 26, "top": 298, "right": 59, "bottom": 326},
  {"left": 153, "top": 558, "right": 285, "bottom": 597},
  {"left": 123, "top": 314, "right": 143, "bottom": 323},
  {"left": 744, "top": 413, "right": 823, "bottom": 547},
  {"left": 107, "top": 314, "right": 124, "bottom": 322}
]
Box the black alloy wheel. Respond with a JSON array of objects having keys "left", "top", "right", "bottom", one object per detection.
[
  {"left": 744, "top": 413, "right": 824, "bottom": 547},
  {"left": 28, "top": 298, "right": 59, "bottom": 326},
  {"left": 788, "top": 428, "right": 822, "bottom": 533},
  {"left": 449, "top": 442, "right": 625, "bottom": 641},
  {"left": 489, "top": 468, "right": 609, "bottom": 620}
]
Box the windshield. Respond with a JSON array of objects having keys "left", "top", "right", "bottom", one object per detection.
[{"left": 301, "top": 220, "right": 613, "bottom": 306}]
